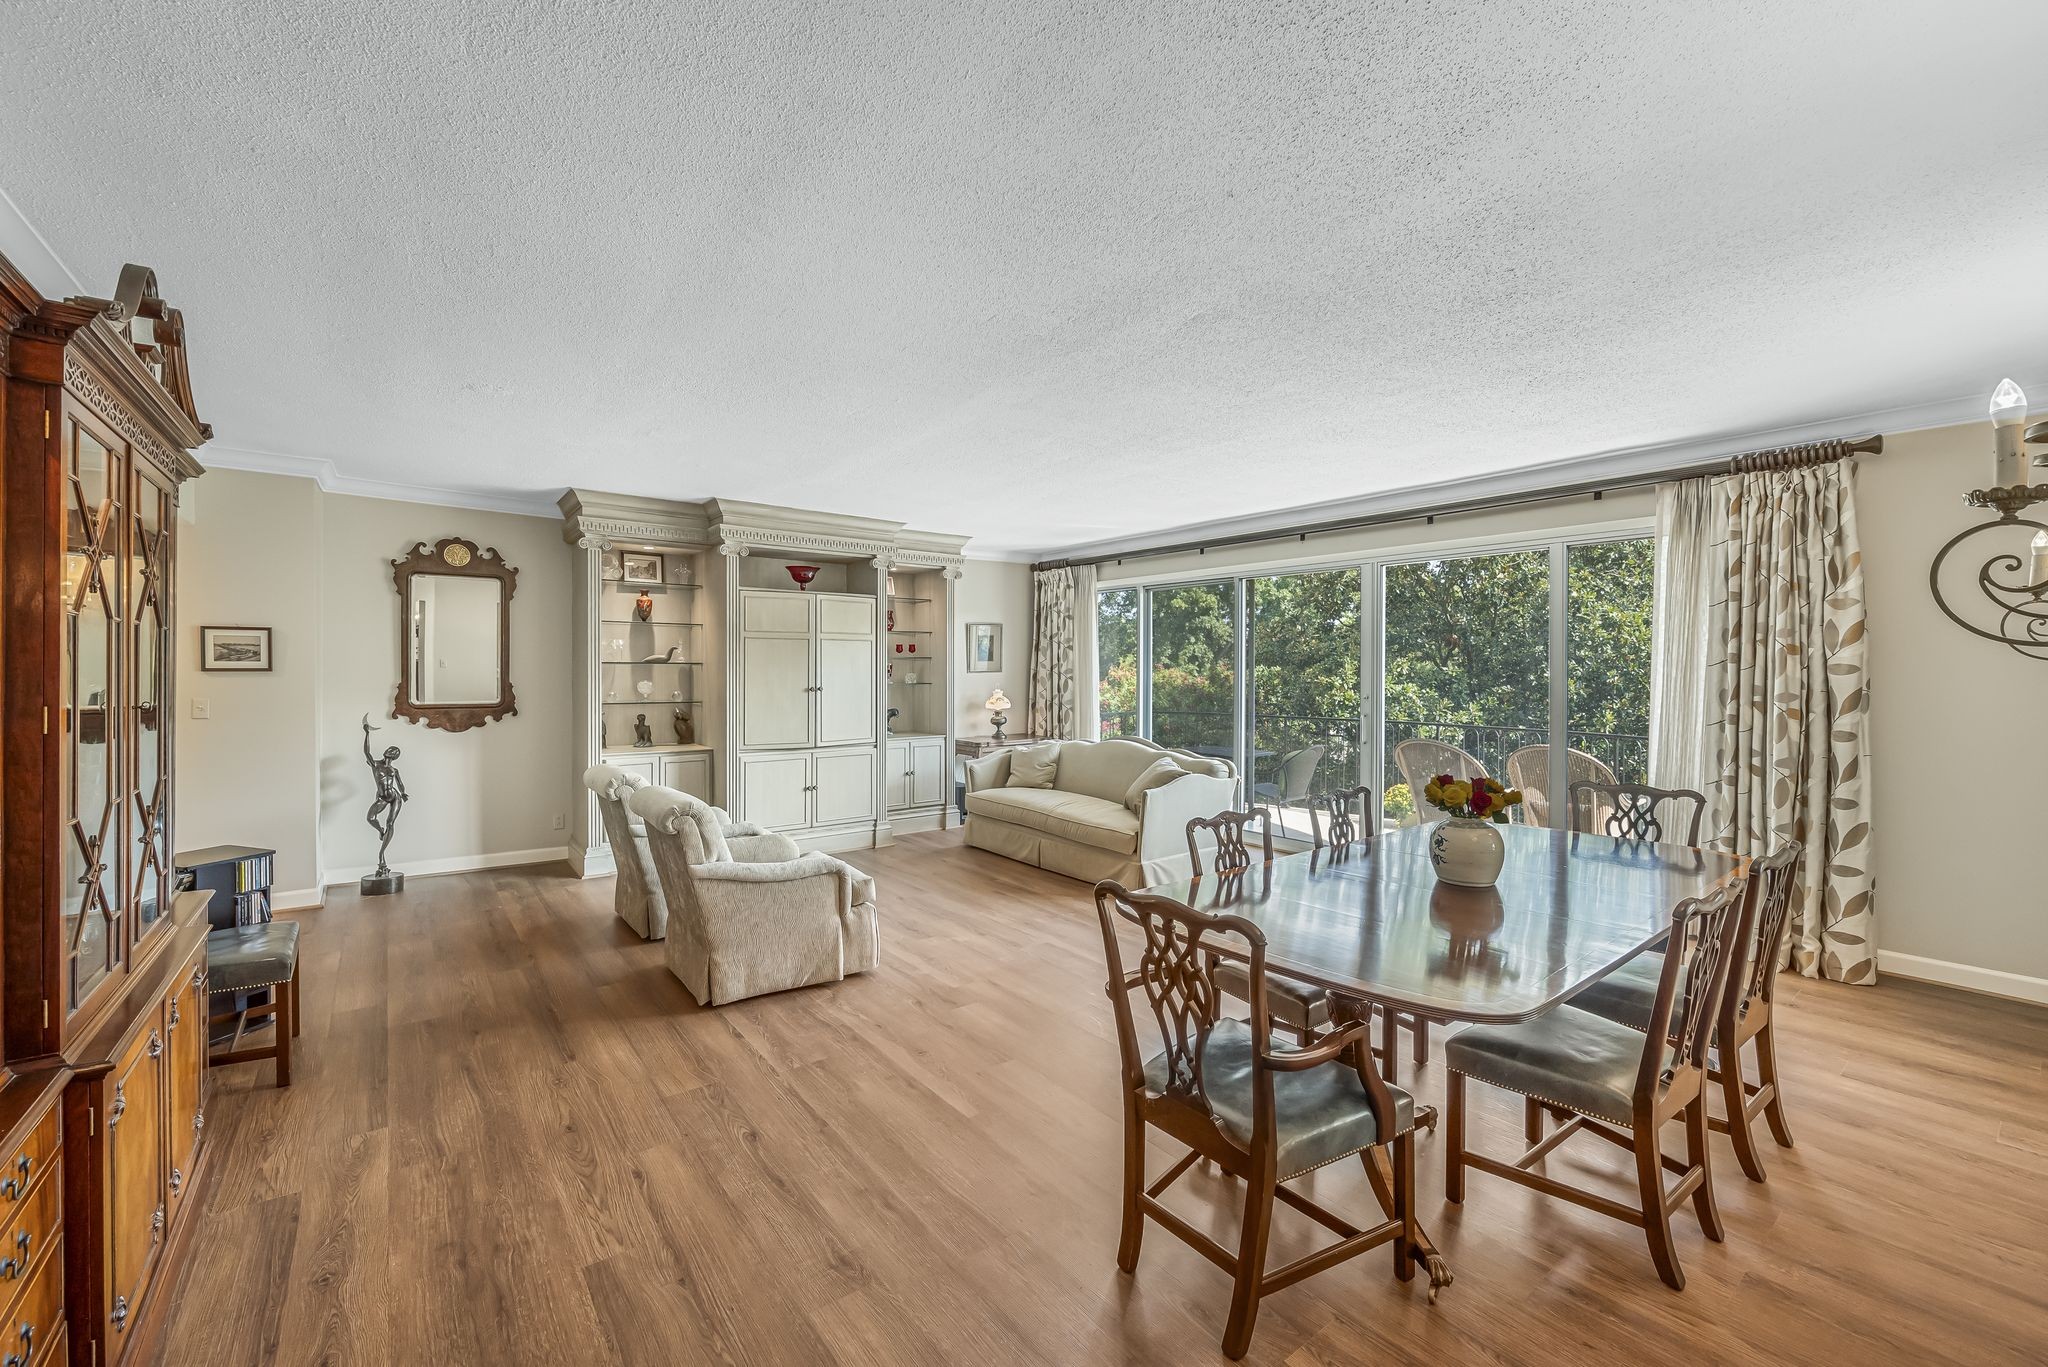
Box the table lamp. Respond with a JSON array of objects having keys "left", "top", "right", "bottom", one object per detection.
[{"left": 985, "top": 689, "right": 1012, "bottom": 740}]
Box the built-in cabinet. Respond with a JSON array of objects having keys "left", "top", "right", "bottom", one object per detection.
[
  {"left": 560, "top": 494, "right": 966, "bottom": 867},
  {"left": 1, "top": 254, "right": 214, "bottom": 1367}
]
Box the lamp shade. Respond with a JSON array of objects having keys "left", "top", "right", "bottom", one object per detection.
[{"left": 985, "top": 689, "right": 1012, "bottom": 713}]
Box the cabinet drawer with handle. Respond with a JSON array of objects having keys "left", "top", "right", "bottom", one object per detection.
[
  {"left": 0, "top": 1109, "right": 55, "bottom": 1212},
  {"left": 0, "top": 1166, "right": 56, "bottom": 1298},
  {"left": 0, "top": 1229, "right": 59, "bottom": 1367}
]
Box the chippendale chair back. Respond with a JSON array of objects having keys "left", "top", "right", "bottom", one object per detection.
[
  {"left": 1307, "top": 784, "right": 1373, "bottom": 850},
  {"left": 1567, "top": 781, "right": 1706, "bottom": 846},
  {"left": 1734, "top": 842, "right": 1801, "bottom": 1018},
  {"left": 1185, "top": 809, "right": 1274, "bottom": 879}
]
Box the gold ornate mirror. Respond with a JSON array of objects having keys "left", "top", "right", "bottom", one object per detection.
[{"left": 391, "top": 536, "right": 518, "bottom": 731}]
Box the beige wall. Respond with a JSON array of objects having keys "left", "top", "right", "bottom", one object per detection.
[
  {"left": 174, "top": 470, "right": 325, "bottom": 899},
  {"left": 1861, "top": 420, "right": 2047, "bottom": 992},
  {"left": 954, "top": 558, "right": 1034, "bottom": 739},
  {"left": 177, "top": 468, "right": 576, "bottom": 894}
]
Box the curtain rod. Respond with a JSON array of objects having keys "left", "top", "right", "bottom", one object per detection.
[{"left": 1033, "top": 433, "right": 1883, "bottom": 572}]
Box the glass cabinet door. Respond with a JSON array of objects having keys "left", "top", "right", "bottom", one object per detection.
[
  {"left": 63, "top": 413, "right": 126, "bottom": 1015},
  {"left": 130, "top": 466, "right": 173, "bottom": 943}
]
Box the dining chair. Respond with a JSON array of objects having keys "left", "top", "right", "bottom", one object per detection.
[
  {"left": 1186, "top": 810, "right": 1328, "bottom": 1045},
  {"left": 1307, "top": 785, "right": 1431, "bottom": 1072},
  {"left": 1393, "top": 739, "right": 1487, "bottom": 825},
  {"left": 1443, "top": 875, "right": 1751, "bottom": 1290},
  {"left": 1504, "top": 746, "right": 1618, "bottom": 828},
  {"left": 1569, "top": 843, "right": 1801, "bottom": 1182},
  {"left": 1094, "top": 882, "right": 1422, "bottom": 1358},
  {"left": 1567, "top": 780, "right": 1707, "bottom": 846}
]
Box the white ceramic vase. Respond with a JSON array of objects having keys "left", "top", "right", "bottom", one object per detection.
[{"left": 1429, "top": 817, "right": 1505, "bottom": 887}]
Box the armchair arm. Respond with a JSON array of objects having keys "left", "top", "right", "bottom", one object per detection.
[
  {"left": 1136, "top": 773, "right": 1240, "bottom": 864},
  {"left": 728, "top": 832, "right": 802, "bottom": 863},
  {"left": 964, "top": 751, "right": 1013, "bottom": 794},
  {"left": 722, "top": 819, "right": 768, "bottom": 837}
]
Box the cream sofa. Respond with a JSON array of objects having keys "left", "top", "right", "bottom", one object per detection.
[{"left": 963, "top": 737, "right": 1239, "bottom": 885}]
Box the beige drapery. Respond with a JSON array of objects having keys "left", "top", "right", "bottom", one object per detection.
[
  {"left": 1027, "top": 565, "right": 1096, "bottom": 739},
  {"left": 1651, "top": 461, "right": 1876, "bottom": 984}
]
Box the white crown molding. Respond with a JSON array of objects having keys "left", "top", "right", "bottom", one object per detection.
[
  {"left": 1032, "top": 393, "right": 1990, "bottom": 563},
  {"left": 204, "top": 443, "right": 564, "bottom": 520},
  {"left": 0, "top": 180, "right": 85, "bottom": 296}
]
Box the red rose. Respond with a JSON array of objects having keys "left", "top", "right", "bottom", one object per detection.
[
  {"left": 1470, "top": 789, "right": 1492, "bottom": 813},
  {"left": 1436, "top": 773, "right": 1455, "bottom": 786}
]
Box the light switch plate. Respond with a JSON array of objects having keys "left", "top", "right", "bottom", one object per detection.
[{"left": 191, "top": 698, "right": 210, "bottom": 720}]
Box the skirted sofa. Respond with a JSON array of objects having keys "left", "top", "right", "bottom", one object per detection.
[{"left": 963, "top": 737, "right": 1238, "bottom": 884}]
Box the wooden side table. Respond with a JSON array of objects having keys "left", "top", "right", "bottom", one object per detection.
[{"left": 954, "top": 735, "right": 1043, "bottom": 819}]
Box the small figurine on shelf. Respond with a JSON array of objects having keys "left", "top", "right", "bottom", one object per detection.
[
  {"left": 635, "top": 679, "right": 654, "bottom": 700},
  {"left": 634, "top": 589, "right": 654, "bottom": 622},
  {"left": 673, "top": 709, "right": 694, "bottom": 744},
  {"left": 887, "top": 706, "right": 900, "bottom": 734},
  {"left": 642, "top": 643, "right": 685, "bottom": 663},
  {"left": 632, "top": 713, "right": 654, "bottom": 748}
]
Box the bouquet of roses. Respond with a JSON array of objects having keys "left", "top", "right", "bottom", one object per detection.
[{"left": 1423, "top": 772, "right": 1524, "bottom": 824}]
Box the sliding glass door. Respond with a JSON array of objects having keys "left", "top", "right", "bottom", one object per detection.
[
  {"left": 1381, "top": 550, "right": 1550, "bottom": 824},
  {"left": 1245, "top": 569, "right": 1361, "bottom": 840},
  {"left": 1095, "top": 531, "right": 1653, "bottom": 841},
  {"left": 1145, "top": 582, "right": 1237, "bottom": 758}
]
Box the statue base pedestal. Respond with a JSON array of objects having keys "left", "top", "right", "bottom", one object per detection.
[{"left": 360, "top": 870, "right": 405, "bottom": 897}]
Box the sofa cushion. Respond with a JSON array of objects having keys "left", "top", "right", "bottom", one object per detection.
[
  {"left": 1122, "top": 756, "right": 1188, "bottom": 812},
  {"left": 1052, "top": 737, "right": 1170, "bottom": 803},
  {"left": 1006, "top": 741, "right": 1062, "bottom": 789},
  {"left": 967, "top": 787, "right": 1140, "bottom": 853}
]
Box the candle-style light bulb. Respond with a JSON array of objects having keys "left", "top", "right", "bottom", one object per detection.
[
  {"left": 1992, "top": 378, "right": 2031, "bottom": 488},
  {"left": 2032, "top": 529, "right": 2048, "bottom": 592}
]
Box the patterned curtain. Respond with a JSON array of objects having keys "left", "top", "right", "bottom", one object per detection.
[
  {"left": 1699, "top": 462, "right": 1876, "bottom": 984},
  {"left": 1027, "top": 566, "right": 1079, "bottom": 739}
]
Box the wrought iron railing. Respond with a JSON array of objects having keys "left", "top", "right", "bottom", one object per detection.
[{"left": 1097, "top": 707, "right": 1648, "bottom": 803}]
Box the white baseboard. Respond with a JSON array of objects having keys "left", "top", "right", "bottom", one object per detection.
[
  {"left": 272, "top": 887, "right": 326, "bottom": 912},
  {"left": 323, "top": 846, "right": 570, "bottom": 887},
  {"left": 568, "top": 840, "right": 617, "bottom": 879},
  {"left": 1878, "top": 950, "right": 2048, "bottom": 1007},
  {"left": 793, "top": 827, "right": 881, "bottom": 855},
  {"left": 888, "top": 810, "right": 947, "bottom": 835}
]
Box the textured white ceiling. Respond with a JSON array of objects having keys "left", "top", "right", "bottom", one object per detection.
[{"left": 5, "top": 2, "right": 2048, "bottom": 557}]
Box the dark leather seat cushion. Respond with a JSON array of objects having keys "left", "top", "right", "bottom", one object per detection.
[
  {"left": 1213, "top": 961, "right": 1331, "bottom": 1032},
  {"left": 1143, "top": 1018, "right": 1414, "bottom": 1179},
  {"left": 1568, "top": 951, "right": 1663, "bottom": 1033},
  {"left": 207, "top": 922, "right": 301, "bottom": 994},
  {"left": 1445, "top": 1004, "right": 1652, "bottom": 1126}
]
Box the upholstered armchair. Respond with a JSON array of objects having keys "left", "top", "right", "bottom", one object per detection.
[
  {"left": 582, "top": 764, "right": 800, "bottom": 940},
  {"left": 626, "top": 784, "right": 879, "bottom": 1005}
]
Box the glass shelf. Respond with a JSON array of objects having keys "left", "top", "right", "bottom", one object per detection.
[
  {"left": 603, "top": 581, "right": 699, "bottom": 590},
  {"left": 603, "top": 698, "right": 699, "bottom": 705},
  {"left": 888, "top": 595, "right": 931, "bottom": 605},
  {"left": 888, "top": 629, "right": 932, "bottom": 635},
  {"left": 602, "top": 659, "right": 701, "bottom": 666},
  {"left": 889, "top": 680, "right": 934, "bottom": 687},
  {"left": 599, "top": 619, "right": 701, "bottom": 627}
]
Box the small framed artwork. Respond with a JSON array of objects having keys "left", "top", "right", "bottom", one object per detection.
[
  {"left": 201, "top": 626, "right": 273, "bottom": 672},
  {"left": 966, "top": 622, "right": 1002, "bottom": 673},
  {"left": 620, "top": 551, "right": 665, "bottom": 585}
]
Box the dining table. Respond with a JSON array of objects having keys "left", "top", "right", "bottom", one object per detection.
[{"left": 1135, "top": 821, "right": 1746, "bottom": 1298}]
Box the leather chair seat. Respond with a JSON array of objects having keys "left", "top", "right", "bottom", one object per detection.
[
  {"left": 1143, "top": 1018, "right": 1414, "bottom": 1180},
  {"left": 207, "top": 921, "right": 301, "bottom": 994},
  {"left": 1568, "top": 951, "right": 1664, "bottom": 1033},
  {"left": 964, "top": 787, "right": 1139, "bottom": 853},
  {"left": 1445, "top": 1004, "right": 1651, "bottom": 1126},
  {"left": 1213, "top": 961, "right": 1332, "bottom": 1033}
]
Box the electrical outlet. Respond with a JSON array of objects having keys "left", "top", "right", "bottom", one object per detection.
[
  {"left": 190, "top": 697, "right": 210, "bottom": 720},
  {"left": 552, "top": 812, "right": 565, "bottom": 830}
]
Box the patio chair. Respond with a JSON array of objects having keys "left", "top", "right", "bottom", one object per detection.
[
  {"left": 1505, "top": 746, "right": 1618, "bottom": 829},
  {"left": 1392, "top": 739, "right": 1488, "bottom": 825},
  {"left": 1251, "top": 744, "right": 1325, "bottom": 809}
]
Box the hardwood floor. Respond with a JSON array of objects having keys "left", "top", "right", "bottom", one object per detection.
[{"left": 150, "top": 833, "right": 2048, "bottom": 1366}]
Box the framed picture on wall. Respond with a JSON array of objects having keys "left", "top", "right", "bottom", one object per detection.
[
  {"left": 201, "top": 625, "right": 273, "bottom": 672},
  {"left": 620, "top": 551, "right": 665, "bottom": 584},
  {"left": 966, "top": 622, "right": 1002, "bottom": 673}
]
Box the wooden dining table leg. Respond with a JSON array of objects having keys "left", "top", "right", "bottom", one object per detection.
[{"left": 1330, "top": 991, "right": 1451, "bottom": 1298}]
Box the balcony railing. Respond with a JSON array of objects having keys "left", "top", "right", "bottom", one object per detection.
[{"left": 1098, "top": 707, "right": 1649, "bottom": 807}]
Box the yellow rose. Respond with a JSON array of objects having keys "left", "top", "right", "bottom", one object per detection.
[
  {"left": 1441, "top": 782, "right": 1471, "bottom": 809},
  {"left": 1505, "top": 788, "right": 1524, "bottom": 805}
]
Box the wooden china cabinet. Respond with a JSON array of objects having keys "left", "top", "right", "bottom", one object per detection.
[{"left": 0, "top": 251, "right": 214, "bottom": 1367}]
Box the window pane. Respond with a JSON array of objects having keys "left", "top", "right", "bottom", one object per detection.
[
  {"left": 1246, "top": 570, "right": 1360, "bottom": 841},
  {"left": 1566, "top": 538, "right": 1655, "bottom": 805},
  {"left": 1147, "top": 583, "right": 1235, "bottom": 759},
  {"left": 1382, "top": 551, "right": 1549, "bottom": 828},
  {"left": 1095, "top": 587, "right": 1139, "bottom": 738}
]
